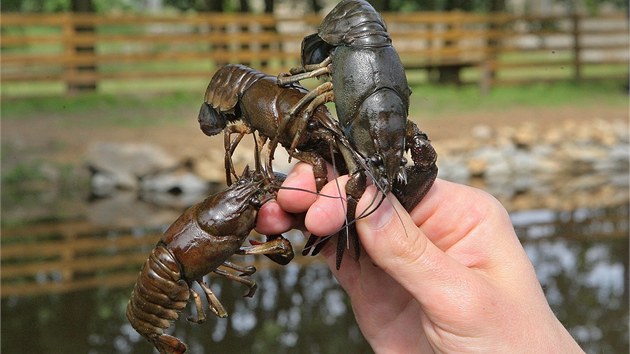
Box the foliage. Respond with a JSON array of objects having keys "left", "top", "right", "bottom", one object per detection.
[
  {"left": 1, "top": 0, "right": 627, "bottom": 13},
  {"left": 1, "top": 0, "right": 138, "bottom": 13}
]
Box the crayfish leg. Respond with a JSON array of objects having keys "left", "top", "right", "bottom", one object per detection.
[
  {"left": 221, "top": 260, "right": 256, "bottom": 276},
  {"left": 287, "top": 87, "right": 335, "bottom": 156},
  {"left": 277, "top": 56, "right": 332, "bottom": 86},
  {"left": 186, "top": 289, "right": 207, "bottom": 324},
  {"left": 213, "top": 268, "right": 258, "bottom": 298},
  {"left": 197, "top": 281, "right": 228, "bottom": 318},
  {"left": 288, "top": 81, "right": 333, "bottom": 117},
  {"left": 223, "top": 123, "right": 253, "bottom": 185}
]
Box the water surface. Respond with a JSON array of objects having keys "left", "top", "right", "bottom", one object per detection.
[{"left": 2, "top": 179, "right": 628, "bottom": 353}]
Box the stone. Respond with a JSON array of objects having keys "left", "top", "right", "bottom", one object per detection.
[
  {"left": 511, "top": 122, "right": 537, "bottom": 149},
  {"left": 436, "top": 157, "right": 470, "bottom": 183},
  {"left": 469, "top": 146, "right": 511, "bottom": 178},
  {"left": 193, "top": 157, "right": 226, "bottom": 183},
  {"left": 467, "top": 157, "right": 487, "bottom": 177},
  {"left": 87, "top": 142, "right": 179, "bottom": 179},
  {"left": 471, "top": 124, "right": 494, "bottom": 142},
  {"left": 91, "top": 171, "right": 137, "bottom": 196},
  {"left": 87, "top": 191, "right": 180, "bottom": 228},
  {"left": 591, "top": 119, "right": 618, "bottom": 147},
  {"left": 141, "top": 170, "right": 209, "bottom": 195}
]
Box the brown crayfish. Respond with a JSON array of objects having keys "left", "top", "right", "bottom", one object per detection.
[{"left": 126, "top": 168, "right": 293, "bottom": 354}]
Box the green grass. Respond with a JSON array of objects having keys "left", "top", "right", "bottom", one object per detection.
[
  {"left": 1, "top": 90, "right": 206, "bottom": 131},
  {"left": 408, "top": 80, "right": 628, "bottom": 118},
  {"left": 2, "top": 80, "right": 627, "bottom": 127}
]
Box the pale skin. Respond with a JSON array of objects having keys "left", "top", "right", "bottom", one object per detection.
[{"left": 256, "top": 162, "right": 585, "bottom": 353}]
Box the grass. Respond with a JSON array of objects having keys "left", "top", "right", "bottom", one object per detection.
[
  {"left": 1, "top": 90, "right": 202, "bottom": 126},
  {"left": 2, "top": 80, "right": 627, "bottom": 127},
  {"left": 409, "top": 80, "right": 628, "bottom": 118}
]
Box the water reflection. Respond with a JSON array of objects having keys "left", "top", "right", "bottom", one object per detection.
[
  {"left": 1, "top": 183, "right": 628, "bottom": 353},
  {"left": 513, "top": 205, "right": 629, "bottom": 353},
  {"left": 2, "top": 263, "right": 370, "bottom": 354}
]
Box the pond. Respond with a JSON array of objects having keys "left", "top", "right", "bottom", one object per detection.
[{"left": 1, "top": 173, "right": 628, "bottom": 354}]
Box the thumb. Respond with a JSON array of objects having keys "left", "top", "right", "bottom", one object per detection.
[{"left": 355, "top": 186, "right": 472, "bottom": 309}]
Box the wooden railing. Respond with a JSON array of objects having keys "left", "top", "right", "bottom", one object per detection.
[{"left": 1, "top": 11, "right": 627, "bottom": 96}]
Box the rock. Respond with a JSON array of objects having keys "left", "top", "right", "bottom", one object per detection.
[
  {"left": 91, "top": 171, "right": 137, "bottom": 196},
  {"left": 469, "top": 146, "right": 511, "bottom": 178},
  {"left": 467, "top": 157, "right": 487, "bottom": 177},
  {"left": 87, "top": 142, "right": 179, "bottom": 179},
  {"left": 141, "top": 170, "right": 209, "bottom": 195},
  {"left": 511, "top": 122, "right": 537, "bottom": 149},
  {"left": 543, "top": 126, "right": 564, "bottom": 146},
  {"left": 611, "top": 120, "right": 629, "bottom": 143},
  {"left": 591, "top": 119, "right": 618, "bottom": 147},
  {"left": 436, "top": 157, "right": 470, "bottom": 183},
  {"left": 88, "top": 191, "right": 180, "bottom": 228},
  {"left": 470, "top": 124, "right": 494, "bottom": 142},
  {"left": 193, "top": 156, "right": 226, "bottom": 182}
]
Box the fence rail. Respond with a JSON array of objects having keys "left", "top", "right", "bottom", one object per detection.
[{"left": 1, "top": 11, "right": 627, "bottom": 96}]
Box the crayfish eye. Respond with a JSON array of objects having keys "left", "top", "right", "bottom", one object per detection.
[
  {"left": 249, "top": 196, "right": 262, "bottom": 208},
  {"left": 370, "top": 155, "right": 383, "bottom": 166},
  {"left": 307, "top": 120, "right": 319, "bottom": 130}
]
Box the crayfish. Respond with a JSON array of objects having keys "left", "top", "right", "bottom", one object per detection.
[
  {"left": 126, "top": 168, "right": 293, "bottom": 354},
  {"left": 277, "top": 0, "right": 439, "bottom": 268}
]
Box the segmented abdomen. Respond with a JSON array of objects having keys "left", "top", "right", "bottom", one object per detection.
[
  {"left": 204, "top": 64, "right": 269, "bottom": 114},
  {"left": 126, "top": 245, "right": 190, "bottom": 345}
]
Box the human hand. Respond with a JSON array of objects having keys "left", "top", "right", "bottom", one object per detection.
[{"left": 256, "top": 162, "right": 584, "bottom": 353}]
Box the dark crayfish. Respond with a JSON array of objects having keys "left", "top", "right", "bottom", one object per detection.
[
  {"left": 277, "top": 0, "right": 438, "bottom": 268},
  {"left": 198, "top": 64, "right": 364, "bottom": 191},
  {"left": 126, "top": 168, "right": 293, "bottom": 354}
]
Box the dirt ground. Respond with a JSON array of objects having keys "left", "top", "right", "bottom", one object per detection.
[{"left": 3, "top": 103, "right": 628, "bottom": 167}]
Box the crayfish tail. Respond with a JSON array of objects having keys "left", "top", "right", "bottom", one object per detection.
[{"left": 155, "top": 334, "right": 187, "bottom": 354}]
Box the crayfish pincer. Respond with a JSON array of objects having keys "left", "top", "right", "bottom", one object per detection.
[
  {"left": 278, "top": 0, "right": 438, "bottom": 269},
  {"left": 126, "top": 168, "right": 294, "bottom": 354}
]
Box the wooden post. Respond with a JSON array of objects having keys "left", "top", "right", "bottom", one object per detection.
[
  {"left": 481, "top": 10, "right": 505, "bottom": 94},
  {"left": 260, "top": 0, "right": 275, "bottom": 69},
  {"left": 437, "top": 11, "right": 464, "bottom": 85},
  {"left": 572, "top": 13, "right": 582, "bottom": 83},
  {"left": 68, "top": 1, "right": 98, "bottom": 93}
]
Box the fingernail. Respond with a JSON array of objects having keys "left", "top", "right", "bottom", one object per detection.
[{"left": 362, "top": 188, "right": 395, "bottom": 231}]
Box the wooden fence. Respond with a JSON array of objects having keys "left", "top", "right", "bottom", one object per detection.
[{"left": 1, "top": 11, "right": 628, "bottom": 96}]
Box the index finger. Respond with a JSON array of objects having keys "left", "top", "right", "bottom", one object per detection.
[{"left": 276, "top": 162, "right": 319, "bottom": 213}]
